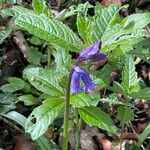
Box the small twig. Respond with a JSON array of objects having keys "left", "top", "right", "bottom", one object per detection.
[{"left": 13, "top": 31, "right": 29, "bottom": 59}]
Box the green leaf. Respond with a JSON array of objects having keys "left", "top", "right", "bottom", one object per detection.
[
  {"left": 1, "top": 77, "right": 25, "bottom": 92},
  {"left": 121, "top": 56, "right": 140, "bottom": 94},
  {"left": 6, "top": 6, "right": 35, "bottom": 16},
  {"left": 70, "top": 93, "right": 92, "bottom": 108},
  {"left": 117, "top": 106, "right": 134, "bottom": 127},
  {"left": 111, "top": 81, "right": 126, "bottom": 95},
  {"left": 28, "top": 47, "right": 42, "bottom": 65},
  {"left": 29, "top": 36, "right": 44, "bottom": 45},
  {"left": 56, "top": 2, "right": 93, "bottom": 21},
  {"left": 18, "top": 94, "right": 38, "bottom": 106},
  {"left": 0, "top": 93, "right": 16, "bottom": 114},
  {"left": 0, "top": 93, "right": 15, "bottom": 104},
  {"left": 124, "top": 13, "right": 150, "bottom": 29},
  {"left": 77, "top": 14, "right": 93, "bottom": 45},
  {"left": 78, "top": 106, "right": 116, "bottom": 133},
  {"left": 93, "top": 64, "right": 112, "bottom": 86},
  {"left": 0, "top": 29, "right": 12, "bottom": 44},
  {"left": 91, "top": 4, "right": 120, "bottom": 42},
  {"left": 25, "top": 98, "right": 64, "bottom": 140},
  {"left": 101, "top": 24, "right": 145, "bottom": 52},
  {"left": 53, "top": 46, "right": 71, "bottom": 69},
  {"left": 24, "top": 67, "right": 65, "bottom": 96},
  {"left": 32, "top": 0, "right": 52, "bottom": 18},
  {"left": 15, "top": 13, "right": 82, "bottom": 52},
  {"left": 137, "top": 123, "right": 150, "bottom": 146},
  {"left": 131, "top": 88, "right": 150, "bottom": 100},
  {"left": 2, "top": 111, "right": 59, "bottom": 150}
]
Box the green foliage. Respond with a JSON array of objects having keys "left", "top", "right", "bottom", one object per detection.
[
  {"left": 28, "top": 47, "right": 42, "bottom": 65},
  {"left": 0, "top": 93, "right": 16, "bottom": 114},
  {"left": 25, "top": 98, "right": 64, "bottom": 140},
  {"left": 78, "top": 106, "right": 116, "bottom": 133},
  {"left": 131, "top": 88, "right": 150, "bottom": 100},
  {"left": 91, "top": 4, "right": 120, "bottom": 42},
  {"left": 77, "top": 14, "right": 93, "bottom": 45},
  {"left": 32, "top": 0, "right": 52, "bottom": 18},
  {"left": 124, "top": 12, "right": 150, "bottom": 29},
  {"left": 70, "top": 93, "right": 92, "bottom": 108},
  {"left": 53, "top": 46, "right": 71, "bottom": 69},
  {"left": 121, "top": 56, "right": 140, "bottom": 94},
  {"left": 56, "top": 2, "right": 93, "bottom": 21},
  {"left": 1, "top": 77, "right": 25, "bottom": 92},
  {"left": 24, "top": 67, "right": 65, "bottom": 96},
  {"left": 29, "top": 36, "right": 44, "bottom": 45},
  {"left": 0, "top": 28, "right": 12, "bottom": 44},
  {"left": 117, "top": 106, "right": 134, "bottom": 127},
  {"left": 17, "top": 94, "right": 38, "bottom": 106},
  {"left": 15, "top": 13, "right": 82, "bottom": 52},
  {"left": 92, "top": 64, "right": 112, "bottom": 86}
]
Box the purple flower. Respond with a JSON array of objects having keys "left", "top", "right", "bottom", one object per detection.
[
  {"left": 79, "top": 41, "right": 107, "bottom": 62},
  {"left": 71, "top": 66, "right": 95, "bottom": 93}
]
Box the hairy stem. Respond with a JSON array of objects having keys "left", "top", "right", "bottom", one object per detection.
[
  {"left": 75, "top": 110, "right": 82, "bottom": 150},
  {"left": 63, "top": 69, "right": 74, "bottom": 150}
]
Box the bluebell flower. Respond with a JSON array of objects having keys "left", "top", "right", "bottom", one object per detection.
[
  {"left": 79, "top": 41, "right": 107, "bottom": 62},
  {"left": 71, "top": 66, "right": 95, "bottom": 93}
]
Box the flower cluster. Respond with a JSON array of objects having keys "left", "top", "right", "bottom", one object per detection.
[{"left": 71, "top": 41, "right": 107, "bottom": 93}]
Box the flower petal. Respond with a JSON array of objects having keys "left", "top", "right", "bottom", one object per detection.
[
  {"left": 80, "top": 71, "right": 96, "bottom": 92},
  {"left": 79, "top": 41, "right": 101, "bottom": 59},
  {"left": 88, "top": 53, "right": 107, "bottom": 62},
  {"left": 71, "top": 70, "right": 81, "bottom": 93}
]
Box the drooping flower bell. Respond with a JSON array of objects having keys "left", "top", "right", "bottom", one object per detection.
[
  {"left": 78, "top": 41, "right": 107, "bottom": 62},
  {"left": 71, "top": 66, "right": 95, "bottom": 94}
]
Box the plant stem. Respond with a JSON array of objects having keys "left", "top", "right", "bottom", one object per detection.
[
  {"left": 63, "top": 69, "right": 74, "bottom": 150},
  {"left": 47, "top": 45, "right": 52, "bottom": 67},
  {"left": 75, "top": 110, "right": 82, "bottom": 150},
  {"left": 120, "top": 126, "right": 124, "bottom": 150}
]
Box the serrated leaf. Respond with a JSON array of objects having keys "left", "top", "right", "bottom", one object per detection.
[
  {"left": 15, "top": 13, "right": 82, "bottom": 52},
  {"left": 117, "top": 106, "right": 134, "bottom": 127},
  {"left": 77, "top": 14, "right": 93, "bottom": 45},
  {"left": 93, "top": 64, "right": 112, "bottom": 85},
  {"left": 18, "top": 94, "right": 38, "bottom": 106},
  {"left": 70, "top": 93, "right": 92, "bottom": 108},
  {"left": 91, "top": 4, "right": 120, "bottom": 42},
  {"left": 111, "top": 81, "right": 126, "bottom": 95},
  {"left": 25, "top": 98, "right": 64, "bottom": 140},
  {"left": 0, "top": 29, "right": 12, "bottom": 44},
  {"left": 24, "top": 67, "right": 65, "bottom": 96},
  {"left": 131, "top": 88, "right": 150, "bottom": 100},
  {"left": 121, "top": 56, "right": 140, "bottom": 94},
  {"left": 28, "top": 47, "right": 42, "bottom": 65},
  {"left": 101, "top": 24, "right": 145, "bottom": 52},
  {"left": 32, "top": 0, "right": 52, "bottom": 18},
  {"left": 53, "top": 46, "right": 71, "bottom": 69},
  {"left": 11, "top": 6, "right": 35, "bottom": 16},
  {"left": 124, "top": 13, "right": 150, "bottom": 29},
  {"left": 29, "top": 36, "right": 44, "bottom": 45},
  {"left": 78, "top": 106, "right": 116, "bottom": 133},
  {"left": 1, "top": 77, "right": 25, "bottom": 92}
]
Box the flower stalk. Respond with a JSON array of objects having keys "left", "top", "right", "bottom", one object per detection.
[
  {"left": 75, "top": 110, "right": 82, "bottom": 150},
  {"left": 63, "top": 69, "right": 74, "bottom": 150}
]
